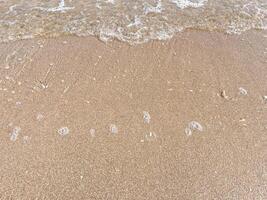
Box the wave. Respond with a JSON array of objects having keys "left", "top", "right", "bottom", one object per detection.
[{"left": 0, "top": 0, "right": 266, "bottom": 44}]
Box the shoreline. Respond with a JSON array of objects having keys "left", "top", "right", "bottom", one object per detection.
[
  {"left": 0, "top": 30, "right": 266, "bottom": 199},
  {"left": 0, "top": 28, "right": 267, "bottom": 46}
]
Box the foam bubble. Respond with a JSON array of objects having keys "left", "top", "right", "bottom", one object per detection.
[
  {"left": 144, "top": 0, "right": 163, "bottom": 14},
  {"left": 35, "top": 0, "right": 74, "bottom": 12},
  {"left": 127, "top": 16, "right": 142, "bottom": 28},
  {"left": 170, "top": 0, "right": 208, "bottom": 9},
  {"left": 106, "top": 0, "right": 115, "bottom": 4}
]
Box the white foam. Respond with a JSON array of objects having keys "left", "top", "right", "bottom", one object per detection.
[
  {"left": 144, "top": 0, "right": 163, "bottom": 14},
  {"left": 1, "top": 0, "right": 265, "bottom": 45},
  {"left": 35, "top": 0, "right": 74, "bottom": 12},
  {"left": 99, "top": 27, "right": 122, "bottom": 43},
  {"left": 150, "top": 29, "right": 176, "bottom": 41},
  {"left": 7, "top": 4, "right": 18, "bottom": 14},
  {"left": 96, "top": 0, "right": 102, "bottom": 9},
  {"left": 106, "top": 0, "right": 115, "bottom": 4},
  {"left": 96, "top": 0, "right": 115, "bottom": 9},
  {"left": 127, "top": 16, "right": 142, "bottom": 28},
  {"left": 170, "top": 0, "right": 208, "bottom": 9}
]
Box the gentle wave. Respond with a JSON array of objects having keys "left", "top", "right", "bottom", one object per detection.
[{"left": 0, "top": 0, "right": 266, "bottom": 44}]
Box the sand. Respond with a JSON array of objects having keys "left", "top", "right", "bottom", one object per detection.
[{"left": 0, "top": 30, "right": 266, "bottom": 199}]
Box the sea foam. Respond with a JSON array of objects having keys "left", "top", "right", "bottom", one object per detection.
[
  {"left": 170, "top": 0, "right": 208, "bottom": 9},
  {"left": 1, "top": 0, "right": 266, "bottom": 44}
]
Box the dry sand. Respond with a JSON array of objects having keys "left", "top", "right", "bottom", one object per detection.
[{"left": 0, "top": 30, "right": 267, "bottom": 199}]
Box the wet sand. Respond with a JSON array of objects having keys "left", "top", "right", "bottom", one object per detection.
[{"left": 0, "top": 30, "right": 267, "bottom": 199}]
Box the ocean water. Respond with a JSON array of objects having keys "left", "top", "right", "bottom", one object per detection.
[{"left": 0, "top": 0, "right": 266, "bottom": 44}]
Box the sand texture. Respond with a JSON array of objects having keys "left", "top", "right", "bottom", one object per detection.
[{"left": 0, "top": 30, "right": 267, "bottom": 199}]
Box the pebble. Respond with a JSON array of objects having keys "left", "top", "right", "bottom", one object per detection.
[
  {"left": 36, "top": 113, "right": 44, "bottom": 121},
  {"left": 145, "top": 132, "right": 157, "bottom": 141},
  {"left": 188, "top": 121, "right": 203, "bottom": 132},
  {"left": 143, "top": 111, "right": 151, "bottom": 124},
  {"left": 10, "top": 126, "right": 21, "bottom": 141},
  {"left": 185, "top": 127, "right": 192, "bottom": 136},
  {"left": 23, "top": 136, "right": 30, "bottom": 143},
  {"left": 220, "top": 90, "right": 229, "bottom": 99},
  {"left": 110, "top": 124, "right": 118, "bottom": 134},
  {"left": 15, "top": 101, "right": 22, "bottom": 105},
  {"left": 89, "top": 128, "right": 96, "bottom": 137}
]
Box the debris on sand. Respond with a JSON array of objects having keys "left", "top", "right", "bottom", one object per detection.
[
  {"left": 185, "top": 127, "right": 192, "bottom": 136},
  {"left": 189, "top": 121, "right": 203, "bottom": 131},
  {"left": 145, "top": 132, "right": 157, "bottom": 141},
  {"left": 110, "top": 124, "right": 118, "bottom": 134},
  {"left": 143, "top": 111, "right": 151, "bottom": 124},
  {"left": 263, "top": 96, "right": 267, "bottom": 103},
  {"left": 185, "top": 121, "right": 203, "bottom": 136},
  {"left": 36, "top": 113, "right": 44, "bottom": 121},
  {"left": 10, "top": 126, "right": 21, "bottom": 141},
  {"left": 23, "top": 136, "right": 31, "bottom": 144},
  {"left": 220, "top": 90, "right": 229, "bottom": 99},
  {"left": 239, "top": 87, "right": 248, "bottom": 95},
  {"left": 89, "top": 128, "right": 96, "bottom": 137},
  {"left": 58, "top": 127, "right": 69, "bottom": 136}
]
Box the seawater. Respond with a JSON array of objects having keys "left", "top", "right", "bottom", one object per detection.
[{"left": 0, "top": 0, "right": 266, "bottom": 44}]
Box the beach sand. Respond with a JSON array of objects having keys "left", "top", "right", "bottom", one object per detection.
[{"left": 0, "top": 30, "right": 266, "bottom": 199}]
